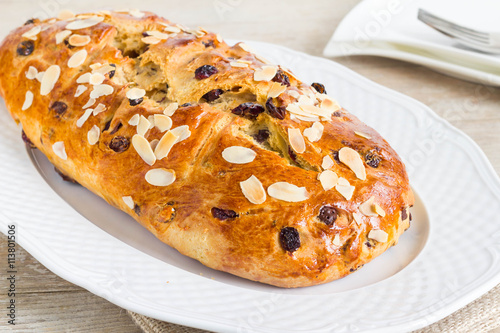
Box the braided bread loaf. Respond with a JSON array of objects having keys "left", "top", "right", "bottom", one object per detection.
[{"left": 0, "top": 10, "right": 414, "bottom": 288}]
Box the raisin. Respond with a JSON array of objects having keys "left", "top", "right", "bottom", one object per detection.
[
  {"left": 17, "top": 40, "right": 34, "bottom": 56},
  {"left": 272, "top": 69, "right": 290, "bottom": 87},
  {"left": 318, "top": 206, "right": 337, "bottom": 226},
  {"left": 195, "top": 65, "right": 218, "bottom": 80},
  {"left": 211, "top": 207, "right": 238, "bottom": 220},
  {"left": 288, "top": 146, "right": 297, "bottom": 163},
  {"left": 129, "top": 97, "right": 143, "bottom": 106},
  {"left": 279, "top": 227, "right": 300, "bottom": 252},
  {"left": 103, "top": 120, "right": 111, "bottom": 132},
  {"left": 231, "top": 102, "right": 264, "bottom": 119},
  {"left": 409, "top": 213, "right": 413, "bottom": 221},
  {"left": 265, "top": 98, "right": 286, "bottom": 120},
  {"left": 180, "top": 103, "right": 192, "bottom": 107},
  {"left": 252, "top": 129, "right": 270, "bottom": 143},
  {"left": 202, "top": 89, "right": 223, "bottom": 102},
  {"left": 21, "top": 130, "right": 36, "bottom": 148},
  {"left": 401, "top": 208, "right": 408, "bottom": 220},
  {"left": 331, "top": 150, "right": 340, "bottom": 163},
  {"left": 142, "top": 32, "right": 149, "bottom": 37},
  {"left": 63, "top": 39, "right": 74, "bottom": 49},
  {"left": 202, "top": 40, "right": 215, "bottom": 48},
  {"left": 109, "top": 122, "right": 123, "bottom": 135},
  {"left": 109, "top": 136, "right": 129, "bottom": 153},
  {"left": 133, "top": 205, "right": 141, "bottom": 215},
  {"left": 332, "top": 111, "right": 341, "bottom": 117},
  {"left": 365, "top": 150, "right": 382, "bottom": 168},
  {"left": 54, "top": 167, "right": 79, "bottom": 184},
  {"left": 311, "top": 82, "right": 326, "bottom": 94},
  {"left": 108, "top": 64, "right": 116, "bottom": 79},
  {"left": 24, "top": 19, "right": 35, "bottom": 25},
  {"left": 50, "top": 101, "right": 68, "bottom": 118}
]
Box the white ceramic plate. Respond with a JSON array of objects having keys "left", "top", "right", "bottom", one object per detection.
[
  {"left": 323, "top": 0, "right": 500, "bottom": 86},
  {"left": 1, "top": 40, "right": 500, "bottom": 333}
]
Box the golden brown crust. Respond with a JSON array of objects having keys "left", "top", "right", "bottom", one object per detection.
[{"left": 0, "top": 10, "right": 414, "bottom": 288}]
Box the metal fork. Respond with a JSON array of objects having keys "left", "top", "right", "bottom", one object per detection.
[{"left": 418, "top": 8, "right": 500, "bottom": 54}]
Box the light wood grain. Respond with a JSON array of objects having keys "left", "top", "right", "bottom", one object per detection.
[{"left": 0, "top": 0, "right": 499, "bottom": 332}]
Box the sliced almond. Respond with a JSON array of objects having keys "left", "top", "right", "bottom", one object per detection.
[
  {"left": 319, "top": 170, "right": 338, "bottom": 191},
  {"left": 255, "top": 54, "right": 271, "bottom": 64},
  {"left": 335, "top": 177, "right": 354, "bottom": 200},
  {"left": 368, "top": 229, "right": 388, "bottom": 243},
  {"left": 126, "top": 87, "right": 146, "bottom": 100},
  {"left": 68, "top": 34, "right": 91, "bottom": 46},
  {"left": 286, "top": 103, "right": 319, "bottom": 118},
  {"left": 352, "top": 212, "right": 363, "bottom": 226},
  {"left": 58, "top": 9, "right": 75, "bottom": 20},
  {"left": 145, "top": 168, "right": 175, "bottom": 186},
  {"left": 303, "top": 121, "right": 324, "bottom": 142},
  {"left": 267, "top": 82, "right": 286, "bottom": 98},
  {"left": 82, "top": 97, "right": 95, "bottom": 109},
  {"left": 299, "top": 104, "right": 332, "bottom": 118},
  {"left": 52, "top": 141, "right": 67, "bottom": 160},
  {"left": 230, "top": 61, "right": 248, "bottom": 68},
  {"left": 240, "top": 175, "right": 266, "bottom": 204},
  {"left": 40, "top": 65, "right": 60, "bottom": 96},
  {"left": 154, "top": 130, "right": 179, "bottom": 160},
  {"left": 90, "top": 84, "right": 113, "bottom": 99},
  {"left": 163, "top": 103, "right": 178, "bottom": 116},
  {"left": 320, "top": 97, "right": 340, "bottom": 112},
  {"left": 374, "top": 203, "right": 386, "bottom": 217},
  {"left": 332, "top": 234, "right": 341, "bottom": 247},
  {"left": 238, "top": 42, "right": 253, "bottom": 52},
  {"left": 339, "top": 147, "right": 366, "bottom": 180},
  {"left": 147, "top": 115, "right": 155, "bottom": 129},
  {"left": 268, "top": 182, "right": 308, "bottom": 202},
  {"left": 66, "top": 16, "right": 104, "bottom": 30},
  {"left": 92, "top": 64, "right": 115, "bottom": 76},
  {"left": 92, "top": 103, "right": 106, "bottom": 116},
  {"left": 122, "top": 196, "right": 134, "bottom": 209},
  {"left": 288, "top": 90, "right": 300, "bottom": 99},
  {"left": 288, "top": 128, "right": 305, "bottom": 154},
  {"left": 128, "top": 114, "right": 140, "bottom": 126},
  {"left": 35, "top": 71, "right": 44, "bottom": 82},
  {"left": 137, "top": 115, "right": 151, "bottom": 137},
  {"left": 26, "top": 66, "right": 38, "bottom": 80},
  {"left": 295, "top": 114, "right": 320, "bottom": 122},
  {"left": 76, "top": 72, "right": 91, "bottom": 83},
  {"left": 222, "top": 146, "right": 256, "bottom": 164},
  {"left": 76, "top": 108, "right": 93, "bottom": 127},
  {"left": 170, "top": 125, "right": 191, "bottom": 143},
  {"left": 22, "top": 26, "right": 41, "bottom": 40},
  {"left": 55, "top": 30, "right": 72, "bottom": 44},
  {"left": 129, "top": 9, "right": 145, "bottom": 18},
  {"left": 132, "top": 134, "right": 156, "bottom": 166},
  {"left": 163, "top": 25, "right": 181, "bottom": 33},
  {"left": 322, "top": 155, "right": 334, "bottom": 170},
  {"left": 150, "top": 139, "right": 159, "bottom": 151},
  {"left": 146, "top": 30, "right": 171, "bottom": 40},
  {"left": 141, "top": 36, "right": 161, "bottom": 45},
  {"left": 154, "top": 114, "right": 172, "bottom": 132},
  {"left": 89, "top": 73, "right": 105, "bottom": 85},
  {"left": 87, "top": 125, "right": 100, "bottom": 145},
  {"left": 254, "top": 66, "right": 277, "bottom": 81},
  {"left": 22, "top": 91, "right": 34, "bottom": 111},
  {"left": 355, "top": 131, "right": 371, "bottom": 140},
  {"left": 358, "top": 197, "right": 378, "bottom": 217},
  {"left": 74, "top": 85, "right": 87, "bottom": 97},
  {"left": 68, "top": 49, "right": 87, "bottom": 68},
  {"left": 216, "top": 33, "right": 223, "bottom": 43}
]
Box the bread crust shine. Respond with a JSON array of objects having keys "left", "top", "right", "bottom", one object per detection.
[{"left": 0, "top": 10, "right": 414, "bottom": 288}]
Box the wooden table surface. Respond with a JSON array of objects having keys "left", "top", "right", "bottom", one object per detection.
[{"left": 0, "top": 0, "right": 499, "bottom": 332}]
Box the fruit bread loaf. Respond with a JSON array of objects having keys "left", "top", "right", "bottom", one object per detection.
[{"left": 0, "top": 10, "right": 414, "bottom": 288}]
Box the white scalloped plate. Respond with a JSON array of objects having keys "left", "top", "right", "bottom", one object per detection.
[{"left": 1, "top": 40, "right": 500, "bottom": 332}]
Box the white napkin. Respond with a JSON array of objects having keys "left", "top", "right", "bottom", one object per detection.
[{"left": 324, "top": 0, "right": 500, "bottom": 86}]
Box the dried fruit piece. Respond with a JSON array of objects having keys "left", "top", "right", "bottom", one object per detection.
[
  {"left": 265, "top": 98, "right": 285, "bottom": 120},
  {"left": 268, "top": 182, "right": 308, "bottom": 202},
  {"left": 318, "top": 206, "right": 337, "bottom": 226},
  {"left": 211, "top": 207, "right": 238, "bottom": 220},
  {"left": 231, "top": 102, "right": 265, "bottom": 119},
  {"left": 288, "top": 128, "right": 305, "bottom": 154},
  {"left": 222, "top": 146, "right": 256, "bottom": 164},
  {"left": 365, "top": 150, "right": 382, "bottom": 168},
  {"left": 254, "top": 65, "right": 277, "bottom": 81},
  {"left": 252, "top": 129, "right": 270, "bottom": 143},
  {"left": 311, "top": 82, "right": 326, "bottom": 94},
  {"left": 145, "top": 168, "right": 176, "bottom": 186},
  {"left": 279, "top": 227, "right": 300, "bottom": 252},
  {"left": 22, "top": 91, "right": 33, "bottom": 111},
  {"left": 154, "top": 130, "right": 179, "bottom": 160},
  {"left": 109, "top": 136, "right": 130, "bottom": 153},
  {"left": 271, "top": 69, "right": 290, "bottom": 86},
  {"left": 202, "top": 89, "right": 223, "bottom": 102},
  {"left": 339, "top": 147, "right": 366, "bottom": 180},
  {"left": 195, "top": 65, "right": 218, "bottom": 80},
  {"left": 50, "top": 101, "right": 68, "bottom": 118},
  {"left": 52, "top": 141, "right": 67, "bottom": 160},
  {"left": 40, "top": 65, "right": 60, "bottom": 96},
  {"left": 368, "top": 229, "right": 388, "bottom": 243},
  {"left": 132, "top": 134, "right": 156, "bottom": 165},
  {"left": 240, "top": 175, "right": 266, "bottom": 204},
  {"left": 319, "top": 170, "right": 338, "bottom": 191}
]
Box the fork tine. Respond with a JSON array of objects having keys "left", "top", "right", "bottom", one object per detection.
[{"left": 418, "top": 9, "right": 489, "bottom": 39}]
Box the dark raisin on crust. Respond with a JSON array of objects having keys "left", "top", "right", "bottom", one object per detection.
[
  {"left": 211, "top": 207, "right": 238, "bottom": 220},
  {"left": 133, "top": 204, "right": 141, "bottom": 216},
  {"left": 318, "top": 206, "right": 338, "bottom": 226},
  {"left": 180, "top": 103, "right": 192, "bottom": 107},
  {"left": 63, "top": 39, "right": 75, "bottom": 49},
  {"left": 311, "top": 82, "right": 326, "bottom": 94},
  {"left": 129, "top": 97, "right": 143, "bottom": 106},
  {"left": 331, "top": 150, "right": 340, "bottom": 163},
  {"left": 252, "top": 129, "right": 270, "bottom": 143},
  {"left": 231, "top": 102, "right": 265, "bottom": 119},
  {"left": 103, "top": 120, "right": 111, "bottom": 132},
  {"left": 332, "top": 111, "right": 342, "bottom": 117},
  {"left": 49, "top": 101, "right": 68, "bottom": 118},
  {"left": 109, "top": 136, "right": 130, "bottom": 153},
  {"left": 202, "top": 40, "right": 215, "bottom": 48},
  {"left": 288, "top": 146, "right": 297, "bottom": 163},
  {"left": 365, "top": 150, "right": 382, "bottom": 168},
  {"left": 108, "top": 64, "right": 116, "bottom": 78},
  {"left": 401, "top": 208, "right": 408, "bottom": 221},
  {"left": 194, "top": 65, "right": 218, "bottom": 80},
  {"left": 265, "top": 98, "right": 286, "bottom": 120},
  {"left": 21, "top": 130, "right": 36, "bottom": 148},
  {"left": 109, "top": 122, "right": 123, "bottom": 135},
  {"left": 279, "top": 227, "right": 301, "bottom": 252},
  {"left": 272, "top": 69, "right": 290, "bottom": 87},
  {"left": 17, "top": 40, "right": 34, "bottom": 56},
  {"left": 24, "top": 19, "right": 35, "bottom": 25},
  {"left": 54, "top": 167, "right": 79, "bottom": 184},
  {"left": 201, "top": 89, "right": 223, "bottom": 102}
]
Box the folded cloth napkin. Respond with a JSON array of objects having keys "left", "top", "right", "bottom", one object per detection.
[
  {"left": 324, "top": 0, "right": 500, "bottom": 86},
  {"left": 127, "top": 283, "right": 500, "bottom": 333}
]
